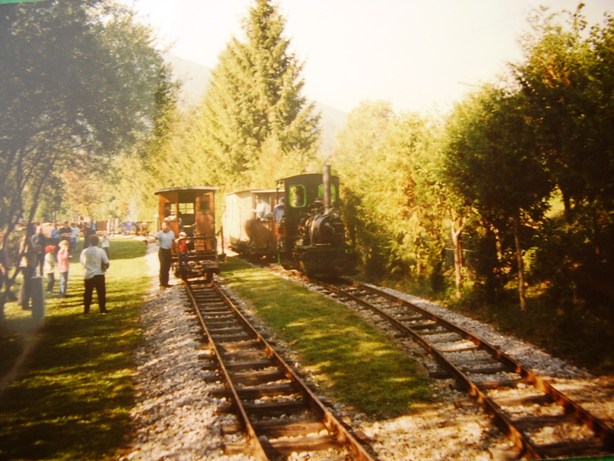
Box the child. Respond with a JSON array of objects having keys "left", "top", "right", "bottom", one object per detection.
[
  {"left": 176, "top": 232, "right": 190, "bottom": 278},
  {"left": 57, "top": 239, "right": 70, "bottom": 298},
  {"left": 43, "top": 245, "right": 57, "bottom": 294}
]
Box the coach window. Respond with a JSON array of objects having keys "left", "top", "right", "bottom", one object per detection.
[
  {"left": 200, "top": 196, "right": 211, "bottom": 211},
  {"left": 164, "top": 202, "right": 172, "bottom": 218},
  {"left": 178, "top": 202, "right": 195, "bottom": 226},
  {"left": 289, "top": 185, "right": 306, "bottom": 208}
]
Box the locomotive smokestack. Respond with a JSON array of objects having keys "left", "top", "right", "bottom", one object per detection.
[{"left": 323, "top": 164, "right": 332, "bottom": 212}]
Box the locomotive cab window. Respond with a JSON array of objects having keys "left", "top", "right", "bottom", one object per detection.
[
  {"left": 317, "top": 184, "right": 338, "bottom": 204},
  {"left": 289, "top": 185, "right": 306, "bottom": 208}
]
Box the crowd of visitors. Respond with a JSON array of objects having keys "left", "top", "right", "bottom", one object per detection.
[{"left": 15, "top": 221, "right": 112, "bottom": 314}]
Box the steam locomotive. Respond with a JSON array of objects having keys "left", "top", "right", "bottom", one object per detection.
[{"left": 224, "top": 166, "right": 355, "bottom": 278}]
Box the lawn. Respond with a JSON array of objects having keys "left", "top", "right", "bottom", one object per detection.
[
  {"left": 222, "top": 257, "right": 432, "bottom": 418},
  {"left": 0, "top": 237, "right": 148, "bottom": 461}
]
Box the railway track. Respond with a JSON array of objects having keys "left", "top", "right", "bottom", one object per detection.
[
  {"left": 184, "top": 278, "right": 377, "bottom": 461},
  {"left": 315, "top": 280, "right": 614, "bottom": 460}
]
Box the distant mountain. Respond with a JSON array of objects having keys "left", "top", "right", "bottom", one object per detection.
[
  {"left": 165, "top": 54, "right": 212, "bottom": 106},
  {"left": 164, "top": 53, "right": 347, "bottom": 155}
]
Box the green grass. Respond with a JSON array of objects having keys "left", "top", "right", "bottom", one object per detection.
[
  {"left": 0, "top": 238, "right": 148, "bottom": 461},
  {"left": 222, "top": 257, "right": 432, "bottom": 418}
]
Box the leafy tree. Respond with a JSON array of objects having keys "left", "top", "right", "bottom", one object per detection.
[
  {"left": 193, "top": 0, "right": 320, "bottom": 190},
  {"left": 512, "top": 5, "right": 614, "bottom": 309},
  {"left": 0, "top": 0, "right": 175, "bottom": 318},
  {"left": 333, "top": 102, "right": 445, "bottom": 287},
  {"left": 443, "top": 86, "right": 552, "bottom": 309},
  {"left": 332, "top": 101, "right": 395, "bottom": 276}
]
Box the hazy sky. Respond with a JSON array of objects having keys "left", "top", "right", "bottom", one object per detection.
[{"left": 120, "top": 0, "right": 612, "bottom": 114}]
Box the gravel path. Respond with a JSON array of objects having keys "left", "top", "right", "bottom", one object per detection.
[{"left": 121, "top": 246, "right": 613, "bottom": 460}]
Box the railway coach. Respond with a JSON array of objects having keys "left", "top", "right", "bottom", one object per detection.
[
  {"left": 223, "top": 189, "right": 281, "bottom": 261},
  {"left": 155, "top": 186, "right": 222, "bottom": 281}
]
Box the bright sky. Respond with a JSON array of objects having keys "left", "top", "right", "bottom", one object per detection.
[{"left": 120, "top": 0, "right": 612, "bottom": 114}]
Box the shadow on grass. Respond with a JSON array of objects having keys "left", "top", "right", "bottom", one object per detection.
[
  {"left": 0, "top": 307, "right": 139, "bottom": 460},
  {"left": 0, "top": 240, "right": 147, "bottom": 461},
  {"left": 223, "top": 257, "right": 432, "bottom": 419}
]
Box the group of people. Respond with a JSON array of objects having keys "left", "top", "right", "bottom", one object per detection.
[
  {"left": 154, "top": 221, "right": 198, "bottom": 287},
  {"left": 19, "top": 223, "right": 110, "bottom": 315},
  {"left": 255, "top": 195, "right": 285, "bottom": 223}
]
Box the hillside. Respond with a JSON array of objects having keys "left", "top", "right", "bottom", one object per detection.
[{"left": 165, "top": 53, "right": 347, "bottom": 155}]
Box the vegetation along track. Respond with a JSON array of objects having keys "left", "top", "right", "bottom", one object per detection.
[
  {"left": 184, "top": 278, "right": 377, "bottom": 461},
  {"left": 315, "top": 280, "right": 614, "bottom": 460}
]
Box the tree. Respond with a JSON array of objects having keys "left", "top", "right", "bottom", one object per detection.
[
  {"left": 333, "top": 102, "right": 445, "bottom": 287},
  {"left": 193, "top": 0, "right": 320, "bottom": 190},
  {"left": 0, "top": 0, "right": 175, "bottom": 318},
  {"left": 443, "top": 86, "right": 552, "bottom": 310},
  {"left": 512, "top": 5, "right": 614, "bottom": 309}
]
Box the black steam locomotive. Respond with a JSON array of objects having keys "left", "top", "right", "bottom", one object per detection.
[{"left": 277, "top": 167, "right": 356, "bottom": 277}]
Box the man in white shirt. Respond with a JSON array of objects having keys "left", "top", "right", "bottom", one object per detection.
[
  {"left": 155, "top": 221, "right": 175, "bottom": 288},
  {"left": 80, "top": 234, "right": 109, "bottom": 314}
]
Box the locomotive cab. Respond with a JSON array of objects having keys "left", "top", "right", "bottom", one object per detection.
[{"left": 155, "top": 186, "right": 221, "bottom": 281}]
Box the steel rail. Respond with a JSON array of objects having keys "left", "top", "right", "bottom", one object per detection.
[
  {"left": 317, "top": 280, "right": 614, "bottom": 459},
  {"left": 185, "top": 279, "right": 377, "bottom": 461},
  {"left": 356, "top": 282, "right": 614, "bottom": 451},
  {"left": 185, "top": 279, "right": 269, "bottom": 461}
]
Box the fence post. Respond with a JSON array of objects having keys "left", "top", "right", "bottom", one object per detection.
[{"left": 31, "top": 276, "right": 45, "bottom": 323}]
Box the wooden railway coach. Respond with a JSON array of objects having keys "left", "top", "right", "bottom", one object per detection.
[
  {"left": 155, "top": 186, "right": 221, "bottom": 281},
  {"left": 223, "top": 189, "right": 281, "bottom": 260}
]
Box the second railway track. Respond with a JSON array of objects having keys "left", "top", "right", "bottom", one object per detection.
[
  {"left": 184, "top": 278, "right": 376, "bottom": 461},
  {"left": 314, "top": 280, "right": 614, "bottom": 460}
]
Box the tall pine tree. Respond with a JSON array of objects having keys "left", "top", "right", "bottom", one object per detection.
[{"left": 196, "top": 0, "right": 320, "bottom": 189}]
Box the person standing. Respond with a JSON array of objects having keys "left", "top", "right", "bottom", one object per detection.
[
  {"left": 101, "top": 233, "right": 110, "bottom": 258},
  {"left": 70, "top": 223, "right": 79, "bottom": 254},
  {"left": 43, "top": 245, "right": 57, "bottom": 294},
  {"left": 31, "top": 225, "right": 46, "bottom": 276},
  {"left": 80, "top": 234, "right": 109, "bottom": 314},
  {"left": 57, "top": 239, "right": 70, "bottom": 298},
  {"left": 155, "top": 221, "right": 175, "bottom": 288},
  {"left": 18, "top": 224, "right": 38, "bottom": 310}
]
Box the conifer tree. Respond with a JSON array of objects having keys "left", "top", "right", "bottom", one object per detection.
[{"left": 196, "top": 0, "right": 320, "bottom": 189}]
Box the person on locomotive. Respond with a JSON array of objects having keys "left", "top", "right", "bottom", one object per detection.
[
  {"left": 155, "top": 221, "right": 175, "bottom": 288},
  {"left": 273, "top": 197, "right": 285, "bottom": 223},
  {"left": 254, "top": 195, "right": 271, "bottom": 220}
]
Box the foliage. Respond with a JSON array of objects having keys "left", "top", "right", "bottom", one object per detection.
[
  {"left": 332, "top": 102, "right": 446, "bottom": 288},
  {"left": 180, "top": 0, "right": 320, "bottom": 191},
  {"left": 442, "top": 86, "right": 552, "bottom": 308},
  {"left": 510, "top": 5, "right": 614, "bottom": 313},
  {"left": 0, "top": 0, "right": 175, "bottom": 319}
]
